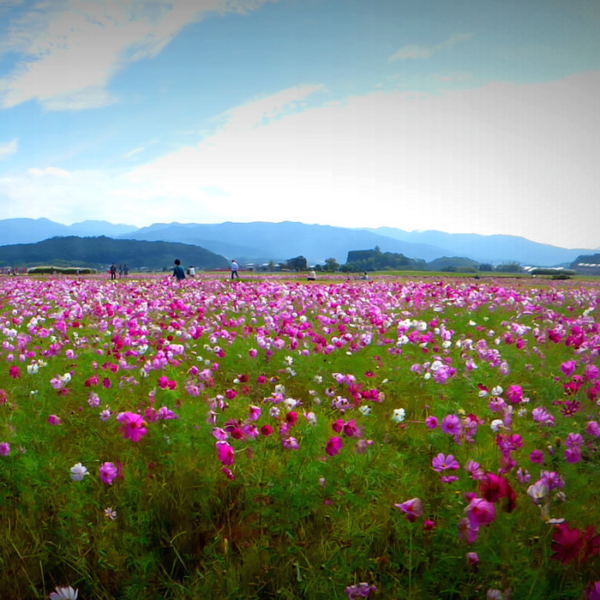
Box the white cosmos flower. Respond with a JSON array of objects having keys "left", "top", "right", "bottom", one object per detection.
[
  {"left": 49, "top": 586, "right": 78, "bottom": 600},
  {"left": 359, "top": 405, "right": 371, "bottom": 416},
  {"left": 391, "top": 408, "right": 406, "bottom": 423},
  {"left": 70, "top": 463, "right": 88, "bottom": 481},
  {"left": 490, "top": 419, "right": 504, "bottom": 433}
]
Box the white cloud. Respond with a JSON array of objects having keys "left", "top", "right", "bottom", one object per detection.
[
  {"left": 120, "top": 71, "right": 600, "bottom": 248},
  {"left": 389, "top": 33, "right": 473, "bottom": 62},
  {"left": 0, "top": 0, "right": 280, "bottom": 110},
  {"left": 0, "top": 138, "right": 17, "bottom": 160},
  {"left": 1, "top": 71, "right": 599, "bottom": 249}
]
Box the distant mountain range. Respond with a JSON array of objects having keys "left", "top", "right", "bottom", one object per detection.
[{"left": 0, "top": 218, "right": 597, "bottom": 267}]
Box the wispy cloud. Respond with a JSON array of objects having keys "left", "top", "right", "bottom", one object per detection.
[
  {"left": 217, "top": 84, "right": 325, "bottom": 132},
  {"left": 124, "top": 147, "right": 146, "bottom": 159},
  {"left": 28, "top": 166, "right": 71, "bottom": 177},
  {"left": 0, "top": 138, "right": 18, "bottom": 160},
  {"left": 389, "top": 33, "right": 473, "bottom": 62},
  {"left": 0, "top": 0, "right": 280, "bottom": 110}
]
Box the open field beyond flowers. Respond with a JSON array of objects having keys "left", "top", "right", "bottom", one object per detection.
[{"left": 1, "top": 274, "right": 600, "bottom": 600}]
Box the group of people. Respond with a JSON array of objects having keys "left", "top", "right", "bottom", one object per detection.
[
  {"left": 109, "top": 264, "right": 129, "bottom": 280},
  {"left": 172, "top": 259, "right": 240, "bottom": 281}
]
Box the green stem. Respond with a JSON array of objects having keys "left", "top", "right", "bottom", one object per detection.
[{"left": 408, "top": 524, "right": 413, "bottom": 596}]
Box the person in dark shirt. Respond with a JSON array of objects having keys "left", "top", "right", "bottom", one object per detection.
[{"left": 173, "top": 259, "right": 186, "bottom": 281}]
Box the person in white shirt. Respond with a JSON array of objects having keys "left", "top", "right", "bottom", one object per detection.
[{"left": 231, "top": 260, "right": 240, "bottom": 279}]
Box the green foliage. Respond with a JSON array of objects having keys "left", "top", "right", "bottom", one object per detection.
[
  {"left": 344, "top": 248, "right": 425, "bottom": 272},
  {"left": 324, "top": 257, "right": 339, "bottom": 272},
  {"left": 0, "top": 236, "right": 229, "bottom": 271},
  {"left": 0, "top": 276, "right": 599, "bottom": 599},
  {"left": 285, "top": 256, "right": 308, "bottom": 271},
  {"left": 27, "top": 266, "right": 98, "bottom": 275},
  {"left": 495, "top": 262, "right": 522, "bottom": 273},
  {"left": 427, "top": 256, "right": 480, "bottom": 272}
]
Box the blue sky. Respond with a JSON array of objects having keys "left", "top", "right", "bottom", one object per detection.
[{"left": 0, "top": 0, "right": 599, "bottom": 249}]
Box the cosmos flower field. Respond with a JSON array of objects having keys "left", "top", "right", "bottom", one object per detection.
[{"left": 1, "top": 274, "right": 600, "bottom": 600}]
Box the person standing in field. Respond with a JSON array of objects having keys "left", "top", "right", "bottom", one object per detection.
[
  {"left": 173, "top": 259, "right": 186, "bottom": 281},
  {"left": 231, "top": 260, "right": 240, "bottom": 280},
  {"left": 110, "top": 263, "right": 117, "bottom": 280},
  {"left": 188, "top": 266, "right": 196, "bottom": 277}
]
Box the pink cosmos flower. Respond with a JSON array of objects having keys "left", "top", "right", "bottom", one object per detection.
[
  {"left": 560, "top": 360, "right": 577, "bottom": 377},
  {"left": 584, "top": 364, "right": 599, "bottom": 382},
  {"left": 326, "top": 436, "right": 343, "bottom": 457},
  {"left": 432, "top": 453, "right": 460, "bottom": 472},
  {"left": 441, "top": 475, "right": 459, "bottom": 484},
  {"left": 99, "top": 462, "right": 118, "bottom": 485},
  {"left": 0, "top": 442, "right": 10, "bottom": 456},
  {"left": 260, "top": 424, "right": 273, "bottom": 436},
  {"left": 282, "top": 437, "right": 299, "bottom": 450},
  {"left": 565, "top": 447, "right": 582, "bottom": 464},
  {"left": 248, "top": 405, "right": 261, "bottom": 420},
  {"left": 565, "top": 432, "right": 583, "bottom": 448},
  {"left": 466, "top": 552, "right": 479, "bottom": 566},
  {"left": 216, "top": 441, "right": 235, "bottom": 466},
  {"left": 425, "top": 416, "right": 438, "bottom": 429},
  {"left": 343, "top": 419, "right": 360, "bottom": 437},
  {"left": 222, "top": 467, "right": 235, "bottom": 480},
  {"left": 586, "top": 421, "right": 600, "bottom": 438},
  {"left": 332, "top": 419, "right": 344, "bottom": 433},
  {"left": 441, "top": 414, "right": 461, "bottom": 436},
  {"left": 465, "top": 497, "right": 496, "bottom": 530},
  {"left": 529, "top": 449, "right": 544, "bottom": 464},
  {"left": 458, "top": 517, "right": 479, "bottom": 544},
  {"left": 48, "top": 415, "right": 61, "bottom": 426},
  {"left": 212, "top": 427, "right": 228, "bottom": 441},
  {"left": 9, "top": 366, "right": 21, "bottom": 379},
  {"left": 586, "top": 581, "right": 600, "bottom": 600},
  {"left": 345, "top": 583, "right": 377, "bottom": 599},
  {"left": 506, "top": 385, "right": 523, "bottom": 404},
  {"left": 395, "top": 498, "right": 424, "bottom": 522},
  {"left": 116, "top": 411, "right": 147, "bottom": 442}
]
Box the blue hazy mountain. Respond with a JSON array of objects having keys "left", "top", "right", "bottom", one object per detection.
[{"left": 1, "top": 218, "right": 597, "bottom": 266}]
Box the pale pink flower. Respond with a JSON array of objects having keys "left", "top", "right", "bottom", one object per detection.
[{"left": 394, "top": 497, "right": 423, "bottom": 522}]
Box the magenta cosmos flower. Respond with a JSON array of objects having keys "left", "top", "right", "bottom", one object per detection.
[
  {"left": 395, "top": 497, "right": 424, "bottom": 522},
  {"left": 216, "top": 441, "right": 235, "bottom": 466},
  {"left": 99, "top": 462, "right": 118, "bottom": 485},
  {"left": 116, "top": 411, "right": 147, "bottom": 442},
  {"left": 326, "top": 436, "right": 343, "bottom": 457}
]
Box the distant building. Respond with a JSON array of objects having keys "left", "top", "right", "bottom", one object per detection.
[{"left": 575, "top": 263, "right": 600, "bottom": 276}]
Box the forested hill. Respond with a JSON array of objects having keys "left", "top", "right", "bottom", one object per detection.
[{"left": 0, "top": 236, "right": 229, "bottom": 270}]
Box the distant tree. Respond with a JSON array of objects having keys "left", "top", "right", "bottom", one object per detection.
[
  {"left": 286, "top": 256, "right": 308, "bottom": 271},
  {"left": 478, "top": 263, "right": 494, "bottom": 272},
  {"left": 324, "top": 257, "right": 339, "bottom": 272},
  {"left": 314, "top": 264, "right": 323, "bottom": 272},
  {"left": 495, "top": 262, "right": 522, "bottom": 273}
]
